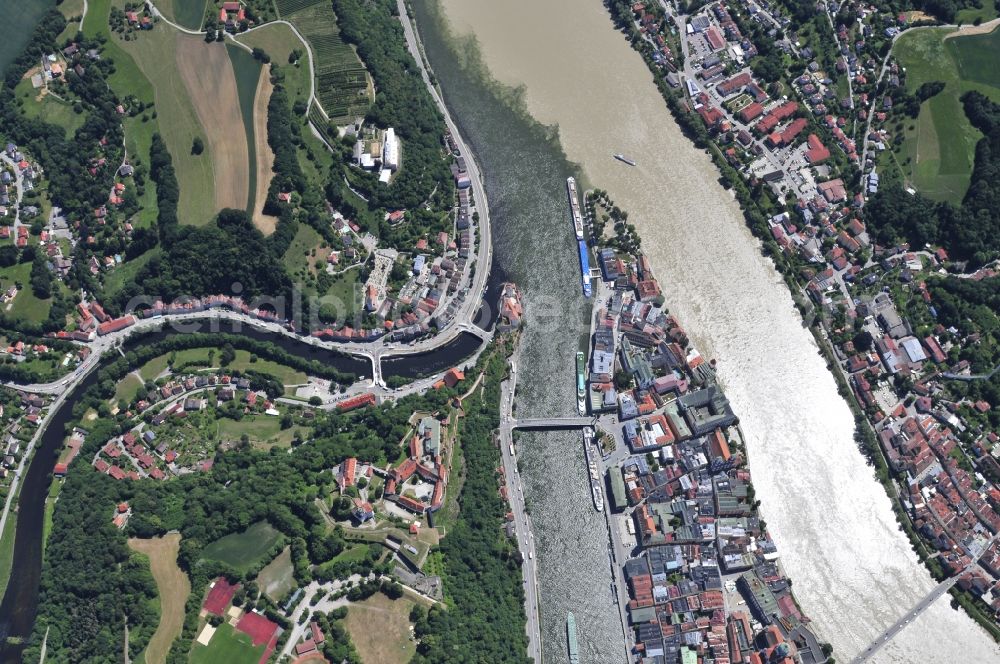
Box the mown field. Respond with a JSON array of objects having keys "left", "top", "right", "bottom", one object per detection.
[
  {"left": 278, "top": 0, "right": 373, "bottom": 122},
  {"left": 255, "top": 546, "right": 295, "bottom": 601},
  {"left": 13, "top": 77, "right": 87, "bottom": 136},
  {"left": 128, "top": 534, "right": 191, "bottom": 664},
  {"left": 344, "top": 593, "right": 420, "bottom": 664},
  {"left": 147, "top": 346, "right": 308, "bottom": 384},
  {"left": 891, "top": 26, "right": 1000, "bottom": 204},
  {"left": 199, "top": 521, "right": 281, "bottom": 572}
]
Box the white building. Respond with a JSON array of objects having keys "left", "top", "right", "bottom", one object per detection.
[{"left": 382, "top": 127, "right": 399, "bottom": 171}]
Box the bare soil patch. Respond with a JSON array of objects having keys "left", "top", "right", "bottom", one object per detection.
[{"left": 944, "top": 17, "right": 1000, "bottom": 39}]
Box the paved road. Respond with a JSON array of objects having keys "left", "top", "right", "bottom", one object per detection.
[
  {"left": 498, "top": 358, "right": 543, "bottom": 662},
  {"left": 396, "top": 0, "right": 494, "bottom": 344}
]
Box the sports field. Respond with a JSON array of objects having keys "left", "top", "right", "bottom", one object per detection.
[
  {"left": 344, "top": 593, "right": 419, "bottom": 664},
  {"left": 189, "top": 622, "right": 264, "bottom": 664},
  {"left": 891, "top": 25, "right": 1000, "bottom": 204},
  {"left": 128, "top": 534, "right": 191, "bottom": 664},
  {"left": 200, "top": 521, "right": 282, "bottom": 573}
]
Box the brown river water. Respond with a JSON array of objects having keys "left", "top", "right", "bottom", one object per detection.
[{"left": 418, "top": 0, "right": 1000, "bottom": 660}]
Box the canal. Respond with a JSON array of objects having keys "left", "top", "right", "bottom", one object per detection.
[{"left": 410, "top": 0, "right": 1000, "bottom": 661}]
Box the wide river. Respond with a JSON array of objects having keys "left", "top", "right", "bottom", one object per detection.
[{"left": 411, "top": 0, "right": 1000, "bottom": 661}]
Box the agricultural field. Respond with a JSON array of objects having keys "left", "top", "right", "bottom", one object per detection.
[
  {"left": 227, "top": 44, "right": 263, "bottom": 215},
  {"left": 128, "top": 534, "right": 191, "bottom": 664},
  {"left": 891, "top": 25, "right": 1000, "bottom": 204},
  {"left": 343, "top": 593, "right": 419, "bottom": 664},
  {"left": 156, "top": 0, "right": 208, "bottom": 30},
  {"left": 175, "top": 35, "right": 251, "bottom": 215},
  {"left": 255, "top": 546, "right": 295, "bottom": 601},
  {"left": 114, "top": 24, "right": 217, "bottom": 225},
  {"left": 199, "top": 521, "right": 282, "bottom": 573},
  {"left": 280, "top": 0, "right": 373, "bottom": 122},
  {"left": 188, "top": 622, "right": 264, "bottom": 664}
]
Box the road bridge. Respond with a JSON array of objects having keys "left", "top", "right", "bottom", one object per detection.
[
  {"left": 511, "top": 416, "right": 596, "bottom": 430},
  {"left": 851, "top": 531, "right": 1000, "bottom": 663}
]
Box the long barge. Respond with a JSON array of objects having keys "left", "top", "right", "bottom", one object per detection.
[
  {"left": 583, "top": 428, "right": 604, "bottom": 512},
  {"left": 578, "top": 240, "right": 592, "bottom": 298},
  {"left": 566, "top": 177, "right": 585, "bottom": 239},
  {"left": 567, "top": 612, "right": 580, "bottom": 663}
]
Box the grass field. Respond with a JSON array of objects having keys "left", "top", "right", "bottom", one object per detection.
[
  {"left": 14, "top": 77, "right": 87, "bottom": 136},
  {"left": 216, "top": 415, "right": 310, "bottom": 448},
  {"left": 113, "top": 373, "right": 144, "bottom": 405},
  {"left": 103, "top": 248, "right": 157, "bottom": 303},
  {"left": 200, "top": 521, "right": 281, "bottom": 572},
  {"left": 139, "top": 353, "right": 170, "bottom": 382},
  {"left": 344, "top": 593, "right": 418, "bottom": 664},
  {"left": 255, "top": 546, "right": 295, "bottom": 601},
  {"left": 282, "top": 224, "right": 326, "bottom": 279},
  {"left": 234, "top": 23, "right": 312, "bottom": 105},
  {"left": 956, "top": 4, "right": 999, "bottom": 24},
  {"left": 281, "top": 0, "right": 373, "bottom": 122},
  {"left": 156, "top": 0, "right": 207, "bottom": 30},
  {"left": 155, "top": 346, "right": 308, "bottom": 384},
  {"left": 0, "top": 480, "right": 19, "bottom": 604},
  {"left": 891, "top": 26, "right": 1000, "bottom": 204},
  {"left": 189, "top": 622, "right": 264, "bottom": 664},
  {"left": 227, "top": 44, "right": 263, "bottom": 216},
  {"left": 129, "top": 534, "right": 191, "bottom": 664},
  {"left": 0, "top": 262, "right": 55, "bottom": 324}
]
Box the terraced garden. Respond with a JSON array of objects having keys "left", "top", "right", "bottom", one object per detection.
[{"left": 277, "top": 0, "right": 373, "bottom": 122}]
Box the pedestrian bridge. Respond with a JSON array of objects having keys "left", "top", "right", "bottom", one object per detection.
[{"left": 511, "top": 416, "right": 597, "bottom": 430}]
